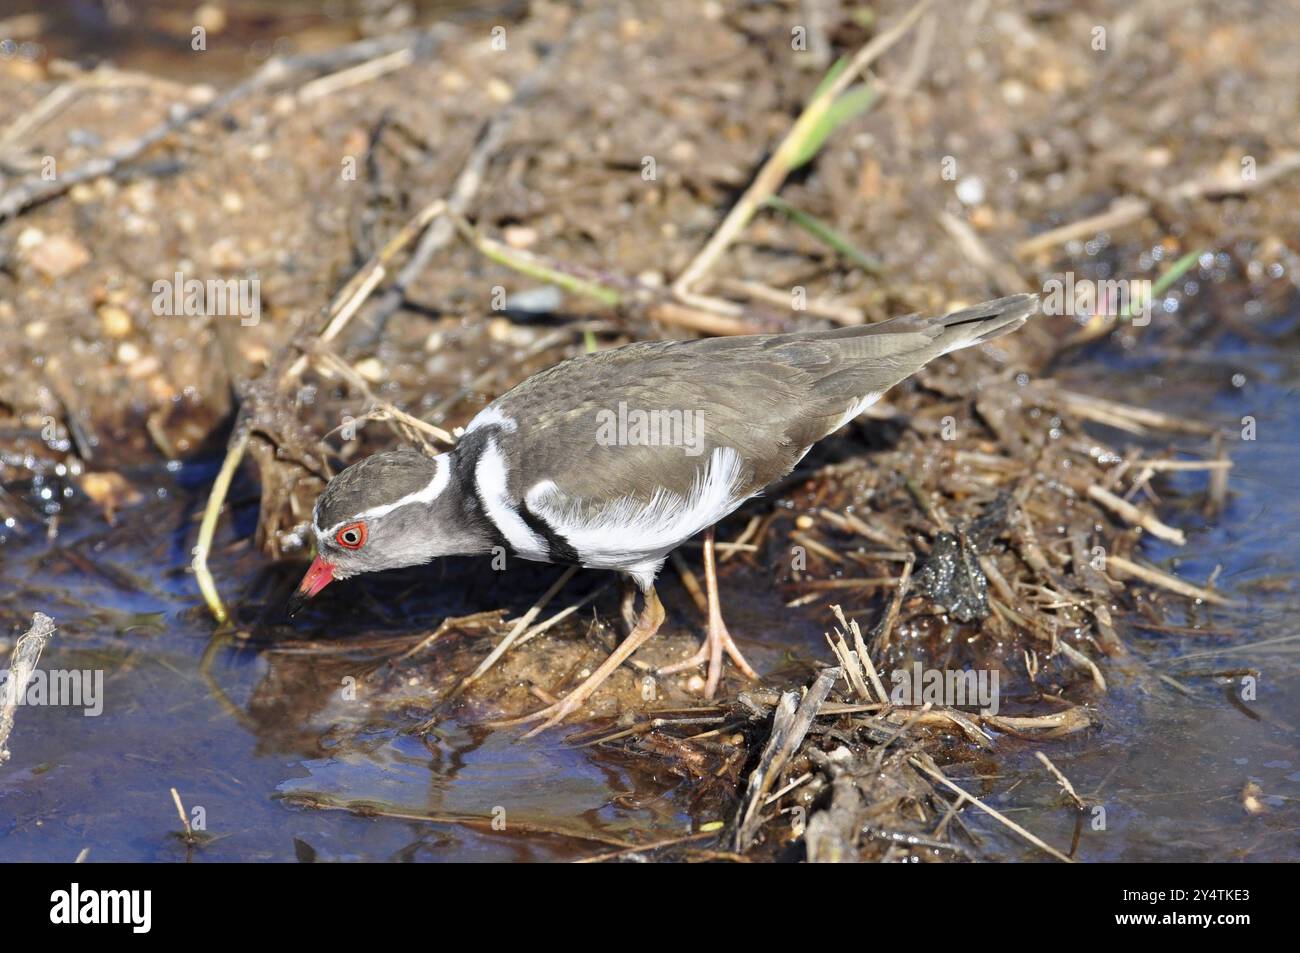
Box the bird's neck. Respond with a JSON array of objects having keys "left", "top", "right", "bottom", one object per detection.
[{"left": 415, "top": 446, "right": 501, "bottom": 561}]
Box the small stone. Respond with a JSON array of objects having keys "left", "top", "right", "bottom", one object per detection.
[
  {"left": 970, "top": 205, "right": 997, "bottom": 230},
  {"left": 146, "top": 373, "right": 173, "bottom": 400},
  {"left": 505, "top": 286, "right": 562, "bottom": 315},
  {"left": 1242, "top": 781, "right": 1267, "bottom": 815},
  {"left": 125, "top": 181, "right": 156, "bottom": 214},
  {"left": 27, "top": 234, "right": 90, "bottom": 279},
  {"left": 209, "top": 237, "right": 244, "bottom": 270},
  {"left": 16, "top": 227, "right": 45, "bottom": 251},
  {"left": 341, "top": 127, "right": 368, "bottom": 157},
  {"left": 353, "top": 356, "right": 385, "bottom": 383},
  {"left": 1144, "top": 147, "right": 1172, "bottom": 168},
  {"left": 79, "top": 471, "right": 142, "bottom": 523},
  {"left": 502, "top": 225, "right": 537, "bottom": 249},
  {"left": 99, "top": 305, "right": 132, "bottom": 338},
  {"left": 195, "top": 3, "right": 228, "bottom": 33},
  {"left": 1000, "top": 79, "right": 1027, "bottom": 106},
  {"left": 955, "top": 176, "right": 985, "bottom": 206},
  {"left": 128, "top": 355, "right": 161, "bottom": 379},
  {"left": 686, "top": 675, "right": 706, "bottom": 694},
  {"left": 486, "top": 78, "right": 513, "bottom": 103}
]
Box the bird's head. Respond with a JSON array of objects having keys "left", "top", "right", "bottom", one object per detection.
[{"left": 288, "top": 448, "right": 475, "bottom": 615}]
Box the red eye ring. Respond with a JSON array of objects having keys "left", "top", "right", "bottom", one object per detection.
[{"left": 335, "top": 522, "right": 367, "bottom": 549}]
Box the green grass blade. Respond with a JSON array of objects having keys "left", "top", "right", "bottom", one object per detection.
[
  {"left": 1120, "top": 249, "right": 1203, "bottom": 319},
  {"left": 765, "top": 196, "right": 883, "bottom": 274},
  {"left": 789, "top": 84, "right": 878, "bottom": 170}
]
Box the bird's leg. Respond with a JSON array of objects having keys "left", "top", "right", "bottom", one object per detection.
[
  {"left": 619, "top": 574, "right": 639, "bottom": 633},
  {"left": 495, "top": 586, "right": 665, "bottom": 738},
  {"left": 657, "top": 526, "right": 759, "bottom": 699}
]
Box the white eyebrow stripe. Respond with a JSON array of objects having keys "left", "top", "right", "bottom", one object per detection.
[{"left": 320, "top": 454, "right": 450, "bottom": 537}]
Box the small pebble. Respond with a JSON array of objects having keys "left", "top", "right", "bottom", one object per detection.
[
  {"left": 99, "top": 305, "right": 132, "bottom": 338},
  {"left": 505, "top": 286, "right": 563, "bottom": 315},
  {"left": 955, "top": 176, "right": 985, "bottom": 206},
  {"left": 502, "top": 225, "right": 537, "bottom": 249},
  {"left": 17, "top": 227, "right": 45, "bottom": 251},
  {"left": 195, "top": 3, "right": 228, "bottom": 33},
  {"left": 353, "top": 357, "right": 385, "bottom": 383},
  {"left": 27, "top": 234, "right": 91, "bottom": 278}
]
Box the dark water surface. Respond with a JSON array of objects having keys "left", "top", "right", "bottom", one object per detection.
[{"left": 983, "top": 323, "right": 1300, "bottom": 861}]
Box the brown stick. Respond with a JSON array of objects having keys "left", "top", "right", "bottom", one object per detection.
[
  {"left": 1106, "top": 555, "right": 1239, "bottom": 606},
  {"left": 734, "top": 667, "right": 840, "bottom": 850}
]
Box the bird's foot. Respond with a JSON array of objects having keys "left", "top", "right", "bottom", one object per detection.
[
  {"left": 657, "top": 612, "right": 758, "bottom": 700},
  {"left": 489, "top": 692, "right": 586, "bottom": 739},
  {"left": 489, "top": 586, "right": 666, "bottom": 739}
]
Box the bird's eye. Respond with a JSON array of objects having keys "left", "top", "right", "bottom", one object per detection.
[{"left": 336, "top": 522, "right": 367, "bottom": 549}]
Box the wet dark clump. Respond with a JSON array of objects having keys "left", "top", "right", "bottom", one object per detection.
[{"left": 914, "top": 531, "right": 989, "bottom": 623}]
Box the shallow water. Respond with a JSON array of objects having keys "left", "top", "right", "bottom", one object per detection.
[
  {"left": 975, "top": 321, "right": 1300, "bottom": 861},
  {"left": 2, "top": 313, "right": 1297, "bottom": 862}
]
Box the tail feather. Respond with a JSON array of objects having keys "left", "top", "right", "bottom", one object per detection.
[
  {"left": 800, "top": 293, "right": 1040, "bottom": 435},
  {"left": 928, "top": 293, "right": 1039, "bottom": 354}
]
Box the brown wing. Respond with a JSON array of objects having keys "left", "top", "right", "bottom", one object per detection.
[{"left": 488, "top": 294, "right": 1036, "bottom": 508}]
